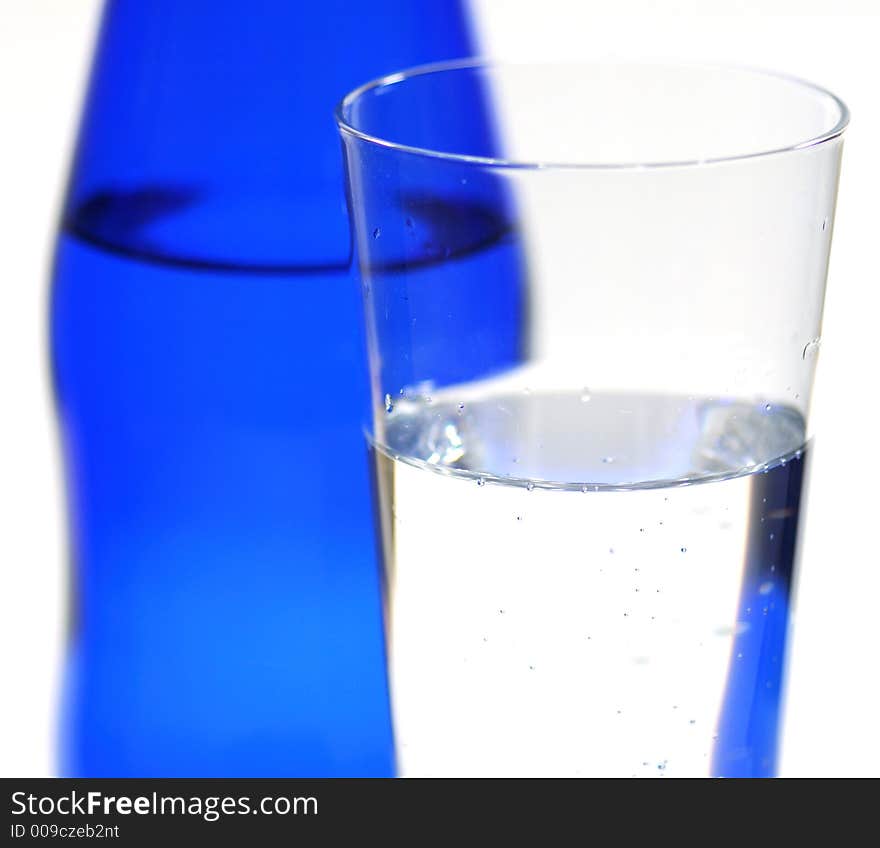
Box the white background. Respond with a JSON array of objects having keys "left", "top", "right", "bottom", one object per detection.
[{"left": 1, "top": 0, "right": 877, "bottom": 776}]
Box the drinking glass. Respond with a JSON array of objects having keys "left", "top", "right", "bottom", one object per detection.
[
  {"left": 337, "top": 60, "right": 848, "bottom": 777},
  {"left": 50, "top": 0, "right": 486, "bottom": 777}
]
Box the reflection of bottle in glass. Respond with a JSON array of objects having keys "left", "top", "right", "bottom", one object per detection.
[{"left": 49, "top": 0, "right": 495, "bottom": 776}]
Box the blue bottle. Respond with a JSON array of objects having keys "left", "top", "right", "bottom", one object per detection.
[{"left": 50, "top": 0, "right": 490, "bottom": 777}]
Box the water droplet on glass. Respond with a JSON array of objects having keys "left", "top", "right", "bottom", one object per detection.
[
  {"left": 802, "top": 337, "right": 821, "bottom": 359},
  {"left": 384, "top": 393, "right": 393, "bottom": 413},
  {"left": 602, "top": 456, "right": 614, "bottom": 464},
  {"left": 759, "top": 581, "right": 774, "bottom": 595}
]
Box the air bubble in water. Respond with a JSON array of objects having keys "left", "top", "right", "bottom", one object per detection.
[
  {"left": 372, "top": 227, "right": 381, "bottom": 239},
  {"left": 384, "top": 394, "right": 393, "bottom": 413},
  {"left": 476, "top": 477, "right": 485, "bottom": 487},
  {"left": 759, "top": 581, "right": 774, "bottom": 595},
  {"left": 602, "top": 456, "right": 614, "bottom": 464},
  {"left": 681, "top": 547, "right": 687, "bottom": 553},
  {"left": 526, "top": 482, "right": 535, "bottom": 492},
  {"left": 581, "top": 388, "right": 591, "bottom": 402}
]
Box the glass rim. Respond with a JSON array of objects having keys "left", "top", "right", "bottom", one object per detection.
[{"left": 335, "top": 58, "right": 849, "bottom": 171}]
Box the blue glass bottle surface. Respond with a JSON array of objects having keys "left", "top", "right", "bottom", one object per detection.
[{"left": 51, "top": 0, "right": 520, "bottom": 776}]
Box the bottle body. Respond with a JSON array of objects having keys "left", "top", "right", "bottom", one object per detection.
[{"left": 52, "top": 0, "right": 479, "bottom": 776}]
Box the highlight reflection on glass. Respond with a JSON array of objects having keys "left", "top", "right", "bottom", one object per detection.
[{"left": 339, "top": 61, "right": 848, "bottom": 777}]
